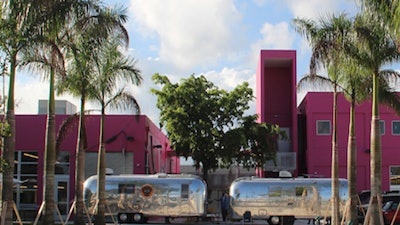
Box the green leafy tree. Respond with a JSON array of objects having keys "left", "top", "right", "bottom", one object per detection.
[
  {"left": 151, "top": 74, "right": 254, "bottom": 183},
  {"left": 86, "top": 35, "right": 142, "bottom": 225},
  {"left": 220, "top": 115, "right": 286, "bottom": 170}
]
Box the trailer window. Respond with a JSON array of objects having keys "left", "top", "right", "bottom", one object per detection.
[
  {"left": 119, "top": 184, "right": 135, "bottom": 194},
  {"left": 181, "top": 184, "right": 189, "bottom": 199}
]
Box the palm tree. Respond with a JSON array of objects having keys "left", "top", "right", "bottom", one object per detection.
[
  {"left": 293, "top": 13, "right": 352, "bottom": 225},
  {"left": 21, "top": 41, "right": 66, "bottom": 225},
  {"left": 359, "top": 0, "right": 400, "bottom": 50},
  {"left": 58, "top": 5, "right": 130, "bottom": 225},
  {"left": 340, "top": 58, "right": 370, "bottom": 225},
  {"left": 352, "top": 13, "right": 400, "bottom": 225},
  {"left": 0, "top": 1, "right": 34, "bottom": 223},
  {"left": 18, "top": 1, "right": 113, "bottom": 224},
  {"left": 340, "top": 56, "right": 400, "bottom": 225},
  {"left": 85, "top": 35, "right": 142, "bottom": 225}
]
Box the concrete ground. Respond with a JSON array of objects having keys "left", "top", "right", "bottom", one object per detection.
[{"left": 105, "top": 217, "right": 317, "bottom": 225}]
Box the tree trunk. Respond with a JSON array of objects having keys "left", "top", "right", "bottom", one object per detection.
[
  {"left": 42, "top": 68, "right": 56, "bottom": 225},
  {"left": 94, "top": 108, "right": 106, "bottom": 225},
  {"left": 346, "top": 95, "right": 358, "bottom": 225},
  {"left": 365, "top": 72, "right": 383, "bottom": 225},
  {"left": 74, "top": 96, "right": 87, "bottom": 225},
  {"left": 2, "top": 52, "right": 17, "bottom": 225},
  {"left": 331, "top": 88, "right": 340, "bottom": 225}
]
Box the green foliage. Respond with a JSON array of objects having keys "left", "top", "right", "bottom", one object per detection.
[
  {"left": 151, "top": 74, "right": 284, "bottom": 180},
  {"left": 221, "top": 115, "right": 287, "bottom": 169},
  {"left": 0, "top": 157, "right": 10, "bottom": 173},
  {"left": 0, "top": 121, "right": 11, "bottom": 173},
  {"left": 0, "top": 121, "right": 11, "bottom": 138}
]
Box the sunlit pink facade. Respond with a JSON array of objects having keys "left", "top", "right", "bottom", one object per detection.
[
  {"left": 257, "top": 49, "right": 400, "bottom": 193},
  {"left": 256, "top": 49, "right": 298, "bottom": 177},
  {"left": 298, "top": 92, "right": 400, "bottom": 192},
  {"left": 13, "top": 114, "right": 178, "bottom": 219}
]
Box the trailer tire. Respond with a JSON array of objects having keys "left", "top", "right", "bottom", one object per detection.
[
  {"left": 133, "top": 213, "right": 145, "bottom": 223},
  {"left": 267, "top": 216, "right": 295, "bottom": 225},
  {"left": 283, "top": 216, "right": 295, "bottom": 225}
]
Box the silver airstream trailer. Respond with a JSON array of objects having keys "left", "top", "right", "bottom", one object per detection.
[
  {"left": 83, "top": 173, "right": 207, "bottom": 224},
  {"left": 229, "top": 176, "right": 348, "bottom": 225}
]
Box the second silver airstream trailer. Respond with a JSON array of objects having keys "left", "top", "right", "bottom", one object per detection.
[
  {"left": 83, "top": 173, "right": 207, "bottom": 224},
  {"left": 229, "top": 176, "right": 348, "bottom": 225}
]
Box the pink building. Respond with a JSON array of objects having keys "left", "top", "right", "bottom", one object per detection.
[
  {"left": 13, "top": 111, "right": 178, "bottom": 219},
  {"left": 298, "top": 92, "right": 400, "bottom": 192},
  {"left": 257, "top": 49, "right": 400, "bottom": 193},
  {"left": 256, "top": 50, "right": 298, "bottom": 177}
]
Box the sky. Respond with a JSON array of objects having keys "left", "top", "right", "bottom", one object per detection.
[{"left": 11, "top": 0, "right": 368, "bottom": 126}]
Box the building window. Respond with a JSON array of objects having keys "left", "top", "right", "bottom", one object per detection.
[
  {"left": 392, "top": 121, "right": 400, "bottom": 135},
  {"left": 380, "top": 120, "right": 385, "bottom": 135},
  {"left": 55, "top": 151, "right": 70, "bottom": 174},
  {"left": 85, "top": 152, "right": 133, "bottom": 176},
  {"left": 14, "top": 151, "right": 39, "bottom": 208},
  {"left": 390, "top": 166, "right": 400, "bottom": 191},
  {"left": 316, "top": 120, "right": 331, "bottom": 135}
]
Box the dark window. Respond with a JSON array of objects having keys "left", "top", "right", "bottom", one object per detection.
[
  {"left": 181, "top": 184, "right": 189, "bottom": 199},
  {"left": 317, "top": 120, "right": 331, "bottom": 135},
  {"left": 380, "top": 120, "right": 385, "bottom": 135},
  {"left": 119, "top": 184, "right": 135, "bottom": 194},
  {"left": 392, "top": 121, "right": 400, "bottom": 135},
  {"left": 14, "top": 151, "right": 39, "bottom": 206}
]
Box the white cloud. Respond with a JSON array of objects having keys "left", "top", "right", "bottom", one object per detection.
[
  {"left": 13, "top": 75, "right": 88, "bottom": 114},
  {"left": 285, "top": 0, "right": 358, "bottom": 20},
  {"left": 203, "top": 67, "right": 256, "bottom": 116},
  {"left": 128, "top": 0, "right": 244, "bottom": 70},
  {"left": 249, "top": 22, "right": 294, "bottom": 70},
  {"left": 204, "top": 67, "right": 254, "bottom": 91},
  {"left": 13, "top": 74, "right": 104, "bottom": 115},
  {"left": 285, "top": 0, "right": 339, "bottom": 20},
  {"left": 258, "top": 22, "right": 294, "bottom": 49}
]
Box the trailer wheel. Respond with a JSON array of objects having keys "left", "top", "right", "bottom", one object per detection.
[
  {"left": 282, "top": 216, "right": 295, "bottom": 225},
  {"left": 267, "top": 216, "right": 295, "bottom": 225},
  {"left": 133, "top": 213, "right": 145, "bottom": 223},
  {"left": 267, "top": 216, "right": 280, "bottom": 225}
]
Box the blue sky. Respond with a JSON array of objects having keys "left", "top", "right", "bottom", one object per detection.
[{"left": 14, "top": 0, "right": 368, "bottom": 126}]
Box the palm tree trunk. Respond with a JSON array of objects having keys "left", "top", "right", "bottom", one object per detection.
[
  {"left": 2, "top": 52, "right": 17, "bottom": 225},
  {"left": 365, "top": 72, "right": 383, "bottom": 225},
  {"left": 346, "top": 94, "right": 358, "bottom": 225},
  {"left": 94, "top": 108, "right": 106, "bottom": 225},
  {"left": 42, "top": 68, "right": 56, "bottom": 225},
  {"left": 74, "top": 96, "right": 87, "bottom": 225},
  {"left": 331, "top": 87, "right": 340, "bottom": 225}
]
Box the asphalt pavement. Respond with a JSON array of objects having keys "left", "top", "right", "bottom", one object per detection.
[{"left": 105, "top": 217, "right": 316, "bottom": 225}]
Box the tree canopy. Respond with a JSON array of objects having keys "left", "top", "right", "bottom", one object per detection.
[{"left": 151, "top": 73, "right": 285, "bottom": 182}]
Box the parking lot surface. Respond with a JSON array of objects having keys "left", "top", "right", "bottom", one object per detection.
[{"left": 105, "top": 218, "right": 315, "bottom": 225}]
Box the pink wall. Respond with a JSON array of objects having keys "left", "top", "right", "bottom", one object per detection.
[
  {"left": 299, "top": 92, "right": 400, "bottom": 192},
  {"left": 256, "top": 50, "right": 298, "bottom": 176},
  {"left": 257, "top": 49, "right": 400, "bottom": 192},
  {"left": 14, "top": 114, "right": 177, "bottom": 205}
]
